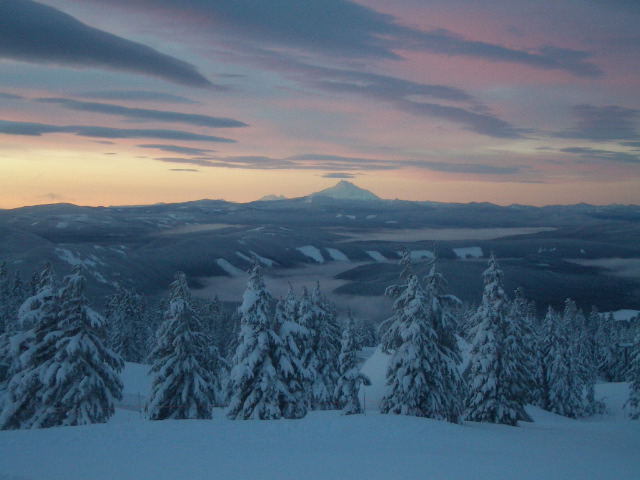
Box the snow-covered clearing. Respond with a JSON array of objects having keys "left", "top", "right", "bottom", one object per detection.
[
  {"left": 566, "top": 258, "right": 640, "bottom": 278},
  {"left": 366, "top": 250, "right": 388, "bottom": 262},
  {"left": 325, "top": 248, "right": 349, "bottom": 262},
  {"left": 407, "top": 249, "right": 434, "bottom": 261},
  {"left": 216, "top": 258, "right": 245, "bottom": 276},
  {"left": 453, "top": 246, "right": 483, "bottom": 259},
  {"left": 608, "top": 309, "right": 640, "bottom": 321},
  {"left": 1, "top": 385, "right": 637, "bottom": 480},
  {"left": 1, "top": 359, "right": 638, "bottom": 480},
  {"left": 296, "top": 245, "right": 325, "bottom": 263}
]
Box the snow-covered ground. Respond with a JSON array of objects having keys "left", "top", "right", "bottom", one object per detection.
[
  {"left": 325, "top": 248, "right": 349, "bottom": 262},
  {"left": 296, "top": 245, "right": 325, "bottom": 263},
  {"left": 1, "top": 363, "right": 638, "bottom": 480},
  {"left": 453, "top": 246, "right": 483, "bottom": 259},
  {"left": 366, "top": 250, "right": 388, "bottom": 262},
  {"left": 216, "top": 258, "right": 245, "bottom": 276}
]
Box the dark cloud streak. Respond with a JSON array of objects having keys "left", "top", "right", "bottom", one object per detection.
[
  {"left": 91, "top": 0, "right": 601, "bottom": 76},
  {"left": 38, "top": 97, "right": 248, "bottom": 128},
  {"left": 0, "top": 0, "right": 212, "bottom": 87},
  {"left": 556, "top": 105, "right": 639, "bottom": 141},
  {"left": 0, "top": 119, "right": 236, "bottom": 142},
  {"left": 138, "top": 144, "right": 216, "bottom": 155},
  {"left": 154, "top": 152, "right": 526, "bottom": 175}
]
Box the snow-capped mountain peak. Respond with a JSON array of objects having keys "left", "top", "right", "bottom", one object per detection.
[{"left": 310, "top": 181, "right": 380, "bottom": 201}]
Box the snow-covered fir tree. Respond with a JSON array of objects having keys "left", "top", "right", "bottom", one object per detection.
[
  {"left": 308, "top": 282, "right": 341, "bottom": 410},
  {"left": 106, "top": 288, "right": 150, "bottom": 363},
  {"left": 273, "top": 286, "right": 309, "bottom": 418},
  {"left": 0, "top": 263, "right": 55, "bottom": 386},
  {"left": 146, "top": 272, "right": 217, "bottom": 420},
  {"left": 297, "top": 286, "right": 318, "bottom": 406},
  {"left": 227, "top": 263, "right": 286, "bottom": 420},
  {"left": 380, "top": 274, "right": 459, "bottom": 420},
  {"left": 335, "top": 315, "right": 370, "bottom": 414},
  {"left": 423, "top": 259, "right": 465, "bottom": 423},
  {"left": 544, "top": 300, "right": 586, "bottom": 418},
  {"left": 595, "top": 312, "right": 620, "bottom": 381},
  {"left": 0, "top": 263, "right": 58, "bottom": 428},
  {"left": 37, "top": 266, "right": 123, "bottom": 427},
  {"left": 398, "top": 247, "right": 413, "bottom": 281},
  {"left": 504, "top": 288, "right": 536, "bottom": 418},
  {"left": 534, "top": 306, "right": 556, "bottom": 408},
  {"left": 380, "top": 253, "right": 413, "bottom": 353},
  {"left": 627, "top": 326, "right": 640, "bottom": 419},
  {"left": 0, "top": 262, "right": 11, "bottom": 333},
  {"left": 582, "top": 307, "right": 605, "bottom": 415},
  {"left": 465, "top": 255, "right": 525, "bottom": 426},
  {"left": 2, "top": 266, "right": 123, "bottom": 429}
]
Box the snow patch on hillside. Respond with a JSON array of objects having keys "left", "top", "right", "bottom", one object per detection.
[
  {"left": 366, "top": 250, "right": 387, "bottom": 262},
  {"left": 453, "top": 246, "right": 483, "bottom": 259},
  {"left": 410, "top": 250, "right": 434, "bottom": 261},
  {"left": 608, "top": 309, "right": 639, "bottom": 321},
  {"left": 216, "top": 258, "right": 245, "bottom": 276},
  {"left": 296, "top": 245, "right": 325, "bottom": 263},
  {"left": 325, "top": 248, "right": 349, "bottom": 262},
  {"left": 250, "top": 251, "right": 276, "bottom": 267}
]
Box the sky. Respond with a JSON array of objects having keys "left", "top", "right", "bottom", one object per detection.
[{"left": 1, "top": 0, "right": 639, "bottom": 208}]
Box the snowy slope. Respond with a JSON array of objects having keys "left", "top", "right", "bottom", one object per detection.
[
  {"left": 1, "top": 384, "right": 638, "bottom": 480},
  {"left": 1, "top": 358, "right": 639, "bottom": 480}
]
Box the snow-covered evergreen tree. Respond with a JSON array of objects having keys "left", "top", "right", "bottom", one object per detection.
[
  {"left": 534, "top": 306, "right": 555, "bottom": 408},
  {"left": 36, "top": 266, "right": 123, "bottom": 427},
  {"left": 335, "top": 315, "right": 370, "bottom": 414},
  {"left": 424, "top": 260, "right": 465, "bottom": 423},
  {"left": 0, "top": 262, "right": 11, "bottom": 333},
  {"left": 465, "top": 255, "right": 525, "bottom": 425},
  {"left": 106, "top": 288, "right": 150, "bottom": 363},
  {"left": 0, "top": 264, "right": 54, "bottom": 390},
  {"left": 398, "top": 247, "right": 413, "bottom": 281},
  {"left": 2, "top": 266, "right": 123, "bottom": 429},
  {"left": 381, "top": 274, "right": 459, "bottom": 420},
  {"left": 544, "top": 300, "right": 585, "bottom": 418},
  {"left": 146, "top": 272, "right": 216, "bottom": 420},
  {"left": 304, "top": 283, "right": 341, "bottom": 410},
  {"left": 0, "top": 264, "right": 58, "bottom": 428},
  {"left": 504, "top": 288, "right": 536, "bottom": 418},
  {"left": 380, "top": 253, "right": 413, "bottom": 353},
  {"left": 296, "top": 286, "right": 318, "bottom": 406},
  {"left": 273, "top": 286, "right": 309, "bottom": 419},
  {"left": 595, "top": 312, "right": 619, "bottom": 381},
  {"left": 348, "top": 309, "right": 377, "bottom": 349},
  {"left": 227, "top": 264, "right": 285, "bottom": 420},
  {"left": 627, "top": 327, "right": 640, "bottom": 419}
]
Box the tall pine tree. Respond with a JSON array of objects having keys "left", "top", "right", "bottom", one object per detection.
[
  {"left": 465, "top": 255, "right": 525, "bottom": 426},
  {"left": 628, "top": 325, "right": 640, "bottom": 419},
  {"left": 273, "top": 286, "right": 309, "bottom": 419},
  {"left": 227, "top": 263, "right": 286, "bottom": 420},
  {"left": 146, "top": 272, "right": 217, "bottom": 420},
  {"left": 308, "top": 282, "right": 341, "bottom": 410},
  {"left": 0, "top": 264, "right": 59, "bottom": 429},
  {"left": 380, "top": 274, "right": 460, "bottom": 421},
  {"left": 335, "top": 315, "right": 370, "bottom": 415}
]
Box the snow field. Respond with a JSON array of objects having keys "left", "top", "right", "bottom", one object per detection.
[
  {"left": 453, "top": 246, "right": 483, "bottom": 259},
  {"left": 325, "top": 248, "right": 349, "bottom": 262},
  {"left": 1, "top": 385, "right": 638, "bottom": 480},
  {"left": 365, "top": 250, "right": 387, "bottom": 262},
  {"left": 296, "top": 245, "right": 325, "bottom": 263}
]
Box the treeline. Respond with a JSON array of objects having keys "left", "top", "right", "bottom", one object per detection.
[{"left": 0, "top": 252, "right": 639, "bottom": 430}]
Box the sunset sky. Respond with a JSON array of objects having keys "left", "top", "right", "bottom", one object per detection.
[{"left": 1, "top": 0, "right": 639, "bottom": 208}]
